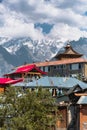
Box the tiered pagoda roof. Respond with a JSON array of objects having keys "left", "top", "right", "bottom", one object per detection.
[{"left": 54, "top": 43, "right": 83, "bottom": 60}]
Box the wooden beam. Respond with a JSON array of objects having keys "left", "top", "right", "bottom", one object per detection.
[
  {"left": 27, "top": 72, "right": 41, "bottom": 75},
  {"left": 74, "top": 93, "right": 87, "bottom": 96}
]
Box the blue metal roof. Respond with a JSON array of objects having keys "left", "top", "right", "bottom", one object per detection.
[
  {"left": 77, "top": 96, "right": 87, "bottom": 104},
  {"left": 13, "top": 76, "right": 87, "bottom": 89}
]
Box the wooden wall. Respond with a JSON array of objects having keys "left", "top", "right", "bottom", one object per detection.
[
  {"left": 56, "top": 107, "right": 67, "bottom": 130},
  {"left": 0, "top": 87, "right": 5, "bottom": 93},
  {"left": 80, "top": 105, "right": 87, "bottom": 130}
]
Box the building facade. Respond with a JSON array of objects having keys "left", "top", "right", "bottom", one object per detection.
[
  {"left": 0, "top": 64, "right": 47, "bottom": 93},
  {"left": 33, "top": 44, "right": 87, "bottom": 81},
  {"left": 56, "top": 86, "right": 87, "bottom": 130}
]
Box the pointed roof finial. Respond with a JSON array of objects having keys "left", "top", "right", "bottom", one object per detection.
[
  {"left": 65, "top": 40, "right": 71, "bottom": 50},
  {"left": 67, "top": 40, "right": 70, "bottom": 46}
]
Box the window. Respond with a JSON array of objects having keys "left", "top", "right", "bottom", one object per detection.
[
  {"left": 45, "top": 67, "right": 48, "bottom": 72},
  {"left": 54, "top": 66, "right": 56, "bottom": 69},
  {"left": 70, "top": 64, "right": 79, "bottom": 70},
  {"left": 61, "top": 65, "right": 63, "bottom": 68},
  {"left": 72, "top": 64, "right": 79, "bottom": 70},
  {"left": 43, "top": 66, "right": 45, "bottom": 72},
  {"left": 79, "top": 63, "right": 81, "bottom": 69},
  {"left": 48, "top": 66, "right": 50, "bottom": 72},
  {"left": 63, "top": 65, "right": 66, "bottom": 68},
  {"left": 57, "top": 66, "right": 59, "bottom": 69},
  {"left": 70, "top": 64, "right": 72, "bottom": 70}
]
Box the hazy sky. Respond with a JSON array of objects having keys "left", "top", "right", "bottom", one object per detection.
[{"left": 0, "top": 0, "right": 87, "bottom": 41}]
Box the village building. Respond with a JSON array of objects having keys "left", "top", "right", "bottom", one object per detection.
[
  {"left": 4, "top": 64, "right": 47, "bottom": 79},
  {"left": 13, "top": 76, "right": 87, "bottom": 96},
  {"left": 33, "top": 43, "right": 87, "bottom": 81},
  {"left": 3, "top": 43, "right": 87, "bottom": 83},
  {"left": 56, "top": 85, "right": 87, "bottom": 130},
  {"left": 0, "top": 64, "right": 47, "bottom": 93},
  {"left": 0, "top": 43, "right": 87, "bottom": 130},
  {"left": 13, "top": 76, "right": 87, "bottom": 130}
]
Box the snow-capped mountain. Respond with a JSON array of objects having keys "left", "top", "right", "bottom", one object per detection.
[
  {"left": 0, "top": 37, "right": 65, "bottom": 61},
  {"left": 0, "top": 37, "right": 87, "bottom": 76},
  {"left": 2, "top": 37, "right": 87, "bottom": 60}
]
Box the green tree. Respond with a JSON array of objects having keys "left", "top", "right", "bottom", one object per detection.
[{"left": 0, "top": 86, "right": 58, "bottom": 130}]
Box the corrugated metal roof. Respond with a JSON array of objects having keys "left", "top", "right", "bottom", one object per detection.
[
  {"left": 77, "top": 96, "right": 87, "bottom": 104},
  {"left": 13, "top": 76, "right": 87, "bottom": 89}
]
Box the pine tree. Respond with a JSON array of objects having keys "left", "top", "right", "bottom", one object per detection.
[{"left": 0, "top": 86, "right": 58, "bottom": 130}]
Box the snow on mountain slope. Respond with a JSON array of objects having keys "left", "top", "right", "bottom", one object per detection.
[{"left": 1, "top": 37, "right": 65, "bottom": 61}]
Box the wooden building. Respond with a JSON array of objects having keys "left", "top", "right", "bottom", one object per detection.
[
  {"left": 0, "top": 64, "right": 47, "bottom": 93},
  {"left": 4, "top": 64, "right": 47, "bottom": 80},
  {"left": 0, "top": 44, "right": 86, "bottom": 129},
  {"left": 31, "top": 43, "right": 87, "bottom": 81},
  {"left": 13, "top": 75, "right": 87, "bottom": 130},
  {"left": 56, "top": 85, "right": 87, "bottom": 130},
  {"left": 76, "top": 93, "right": 87, "bottom": 130},
  {"left": 5, "top": 43, "right": 87, "bottom": 82}
]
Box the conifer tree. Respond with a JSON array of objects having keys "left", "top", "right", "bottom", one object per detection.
[{"left": 0, "top": 86, "right": 58, "bottom": 130}]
